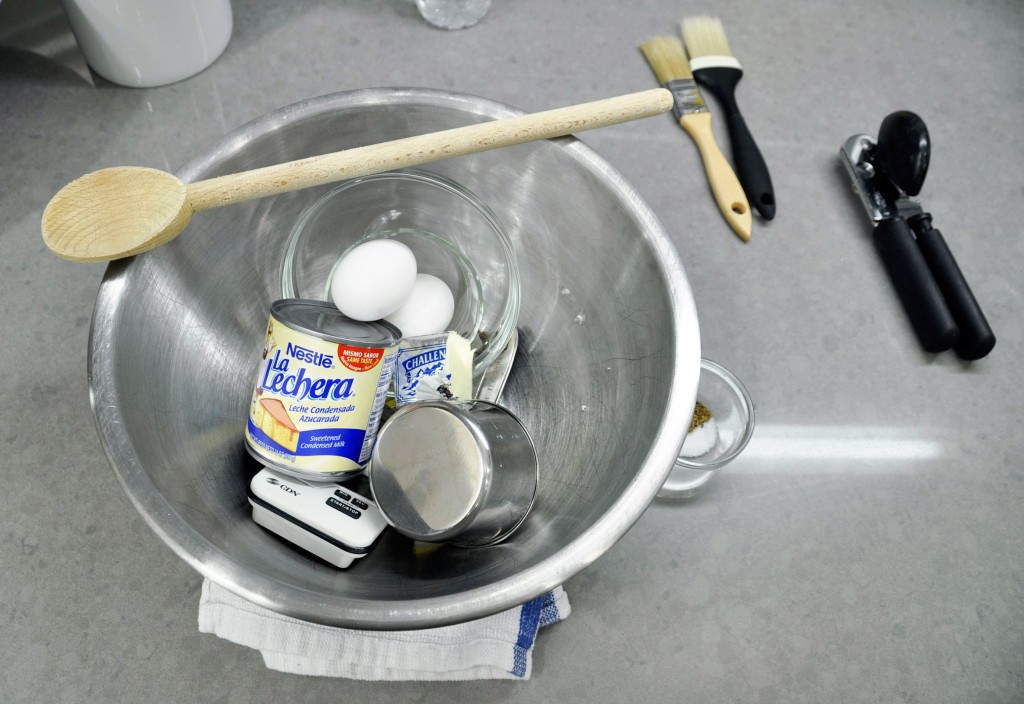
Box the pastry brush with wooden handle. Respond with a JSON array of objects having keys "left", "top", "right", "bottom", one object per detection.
[{"left": 640, "top": 36, "right": 751, "bottom": 241}]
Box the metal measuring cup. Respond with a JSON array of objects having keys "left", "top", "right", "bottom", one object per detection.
[{"left": 368, "top": 397, "right": 538, "bottom": 548}]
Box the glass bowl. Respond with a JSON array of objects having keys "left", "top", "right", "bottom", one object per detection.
[
  {"left": 281, "top": 169, "right": 520, "bottom": 379},
  {"left": 657, "top": 358, "right": 755, "bottom": 499}
]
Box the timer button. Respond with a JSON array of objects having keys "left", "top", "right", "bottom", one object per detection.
[{"left": 326, "top": 497, "right": 361, "bottom": 519}]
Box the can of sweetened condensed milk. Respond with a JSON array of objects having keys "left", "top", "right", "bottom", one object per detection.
[{"left": 245, "top": 299, "right": 401, "bottom": 479}]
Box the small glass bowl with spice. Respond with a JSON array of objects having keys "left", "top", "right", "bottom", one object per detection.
[{"left": 657, "top": 358, "right": 755, "bottom": 499}]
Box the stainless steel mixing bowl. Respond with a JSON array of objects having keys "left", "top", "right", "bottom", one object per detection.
[{"left": 89, "top": 88, "right": 701, "bottom": 629}]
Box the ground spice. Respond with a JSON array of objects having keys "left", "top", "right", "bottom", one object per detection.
[
  {"left": 689, "top": 401, "right": 713, "bottom": 432},
  {"left": 680, "top": 400, "right": 718, "bottom": 458}
]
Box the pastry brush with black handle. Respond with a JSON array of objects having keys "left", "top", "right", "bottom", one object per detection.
[{"left": 682, "top": 15, "right": 775, "bottom": 220}]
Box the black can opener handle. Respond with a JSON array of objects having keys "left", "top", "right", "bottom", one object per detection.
[
  {"left": 909, "top": 214, "right": 996, "bottom": 360},
  {"left": 873, "top": 216, "right": 959, "bottom": 353}
]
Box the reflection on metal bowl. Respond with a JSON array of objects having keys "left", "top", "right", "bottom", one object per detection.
[{"left": 89, "top": 88, "right": 701, "bottom": 629}]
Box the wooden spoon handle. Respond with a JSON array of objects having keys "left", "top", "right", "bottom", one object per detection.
[{"left": 185, "top": 89, "right": 673, "bottom": 212}]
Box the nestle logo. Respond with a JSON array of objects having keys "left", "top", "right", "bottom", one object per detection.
[{"left": 286, "top": 342, "right": 332, "bottom": 368}]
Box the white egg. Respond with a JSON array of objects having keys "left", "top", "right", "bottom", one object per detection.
[
  {"left": 384, "top": 274, "right": 455, "bottom": 338},
  {"left": 330, "top": 240, "right": 417, "bottom": 321}
]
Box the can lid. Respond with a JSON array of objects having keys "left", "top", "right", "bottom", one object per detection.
[
  {"left": 271, "top": 299, "right": 401, "bottom": 347},
  {"left": 369, "top": 402, "right": 489, "bottom": 542}
]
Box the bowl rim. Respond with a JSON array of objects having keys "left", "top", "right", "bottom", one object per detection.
[{"left": 88, "top": 87, "right": 701, "bottom": 630}]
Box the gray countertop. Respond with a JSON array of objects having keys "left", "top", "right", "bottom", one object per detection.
[{"left": 2, "top": 0, "right": 1022, "bottom": 701}]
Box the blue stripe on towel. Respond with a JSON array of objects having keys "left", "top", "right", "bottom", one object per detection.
[
  {"left": 539, "top": 590, "right": 559, "bottom": 627},
  {"left": 510, "top": 594, "right": 545, "bottom": 678}
]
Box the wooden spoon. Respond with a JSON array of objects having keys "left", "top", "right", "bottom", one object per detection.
[{"left": 42, "top": 89, "right": 673, "bottom": 262}]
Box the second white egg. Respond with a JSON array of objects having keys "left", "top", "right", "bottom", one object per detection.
[{"left": 384, "top": 274, "right": 456, "bottom": 338}]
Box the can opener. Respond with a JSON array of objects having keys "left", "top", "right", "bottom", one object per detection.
[{"left": 840, "top": 111, "right": 995, "bottom": 360}]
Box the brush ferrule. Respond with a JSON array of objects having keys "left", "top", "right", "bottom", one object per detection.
[
  {"left": 665, "top": 78, "right": 708, "bottom": 119},
  {"left": 689, "top": 55, "right": 742, "bottom": 72}
]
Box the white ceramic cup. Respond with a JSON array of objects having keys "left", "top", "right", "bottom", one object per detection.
[
  {"left": 415, "top": 0, "right": 491, "bottom": 29},
  {"left": 59, "top": 0, "right": 232, "bottom": 87}
]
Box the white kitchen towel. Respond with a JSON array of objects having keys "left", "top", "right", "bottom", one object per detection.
[{"left": 198, "top": 579, "right": 570, "bottom": 680}]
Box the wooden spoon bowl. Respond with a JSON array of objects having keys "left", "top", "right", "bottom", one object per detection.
[{"left": 43, "top": 167, "right": 192, "bottom": 262}]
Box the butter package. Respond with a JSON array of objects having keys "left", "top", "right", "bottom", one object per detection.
[{"left": 393, "top": 331, "right": 473, "bottom": 406}]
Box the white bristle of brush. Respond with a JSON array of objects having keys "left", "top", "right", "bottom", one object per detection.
[
  {"left": 680, "top": 15, "right": 741, "bottom": 69},
  {"left": 639, "top": 36, "right": 693, "bottom": 85}
]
